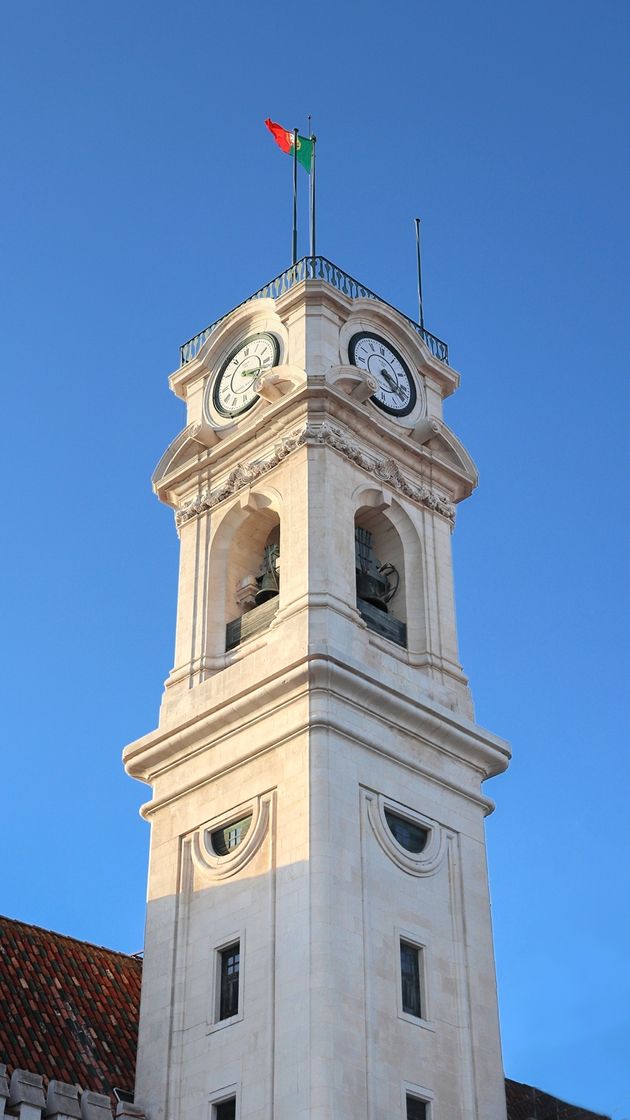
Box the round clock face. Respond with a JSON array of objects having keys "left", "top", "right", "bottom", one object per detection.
[
  {"left": 211, "top": 332, "right": 280, "bottom": 418},
  {"left": 348, "top": 332, "right": 417, "bottom": 417}
]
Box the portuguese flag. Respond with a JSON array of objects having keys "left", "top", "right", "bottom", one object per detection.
[{"left": 265, "top": 118, "right": 313, "bottom": 173}]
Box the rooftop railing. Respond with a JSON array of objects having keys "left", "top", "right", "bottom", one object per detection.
[{"left": 179, "top": 256, "right": 449, "bottom": 367}]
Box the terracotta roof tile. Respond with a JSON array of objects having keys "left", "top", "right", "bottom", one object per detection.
[
  {"left": 0, "top": 914, "right": 142, "bottom": 1098},
  {"left": 0, "top": 915, "right": 610, "bottom": 1119},
  {"left": 505, "top": 1078, "right": 611, "bottom": 1120}
]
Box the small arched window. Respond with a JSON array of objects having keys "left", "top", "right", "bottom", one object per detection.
[
  {"left": 384, "top": 809, "right": 428, "bottom": 854},
  {"left": 209, "top": 814, "right": 253, "bottom": 856}
]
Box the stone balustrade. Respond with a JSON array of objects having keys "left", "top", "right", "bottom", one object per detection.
[{"left": 0, "top": 1069, "right": 145, "bottom": 1120}]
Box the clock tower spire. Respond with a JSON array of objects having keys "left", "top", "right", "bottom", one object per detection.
[{"left": 124, "top": 256, "right": 510, "bottom": 1120}]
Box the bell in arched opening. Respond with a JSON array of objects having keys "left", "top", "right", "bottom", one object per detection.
[
  {"left": 355, "top": 526, "right": 399, "bottom": 613},
  {"left": 254, "top": 535, "right": 280, "bottom": 606}
]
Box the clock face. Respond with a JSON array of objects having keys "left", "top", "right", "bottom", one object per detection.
[
  {"left": 211, "top": 332, "right": 280, "bottom": 418},
  {"left": 348, "top": 332, "right": 417, "bottom": 418}
]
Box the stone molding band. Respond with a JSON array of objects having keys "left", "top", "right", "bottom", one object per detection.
[{"left": 176, "top": 422, "right": 455, "bottom": 527}]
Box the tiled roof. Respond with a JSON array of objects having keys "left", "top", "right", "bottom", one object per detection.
[
  {"left": 0, "top": 915, "right": 142, "bottom": 1098},
  {"left": 505, "top": 1077, "right": 611, "bottom": 1120},
  {"left": 0, "top": 915, "right": 610, "bottom": 1119}
]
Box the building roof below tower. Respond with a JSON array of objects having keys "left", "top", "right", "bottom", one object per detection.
[
  {"left": 0, "top": 915, "right": 610, "bottom": 1119},
  {"left": 505, "top": 1077, "right": 610, "bottom": 1120},
  {"left": 0, "top": 915, "right": 141, "bottom": 1099}
]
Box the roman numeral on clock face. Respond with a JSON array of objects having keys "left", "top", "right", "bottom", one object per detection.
[
  {"left": 209, "top": 332, "right": 280, "bottom": 419},
  {"left": 348, "top": 332, "right": 418, "bottom": 419}
]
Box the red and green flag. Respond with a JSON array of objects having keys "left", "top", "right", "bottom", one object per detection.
[{"left": 265, "top": 118, "right": 313, "bottom": 173}]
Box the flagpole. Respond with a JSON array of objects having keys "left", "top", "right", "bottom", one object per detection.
[
  {"left": 309, "top": 134, "right": 317, "bottom": 258},
  {"left": 414, "top": 217, "right": 425, "bottom": 330},
  {"left": 292, "top": 127, "right": 299, "bottom": 266}
]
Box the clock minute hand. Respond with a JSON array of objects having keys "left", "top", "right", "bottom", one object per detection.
[{"left": 380, "top": 368, "right": 404, "bottom": 400}]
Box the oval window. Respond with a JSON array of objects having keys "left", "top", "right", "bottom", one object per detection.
[
  {"left": 209, "top": 814, "right": 253, "bottom": 856},
  {"left": 384, "top": 809, "right": 428, "bottom": 854}
]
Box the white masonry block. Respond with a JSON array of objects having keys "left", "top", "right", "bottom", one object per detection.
[
  {"left": 115, "top": 1106, "right": 146, "bottom": 1120},
  {"left": 9, "top": 1071, "right": 45, "bottom": 1120},
  {"left": 45, "top": 1083, "right": 81, "bottom": 1120},
  {"left": 0, "top": 1066, "right": 9, "bottom": 1120}
]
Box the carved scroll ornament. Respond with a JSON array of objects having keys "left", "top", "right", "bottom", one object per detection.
[{"left": 175, "top": 422, "right": 455, "bottom": 527}]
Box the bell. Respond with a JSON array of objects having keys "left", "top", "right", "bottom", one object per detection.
[
  {"left": 356, "top": 569, "right": 389, "bottom": 611},
  {"left": 255, "top": 570, "right": 279, "bottom": 606}
]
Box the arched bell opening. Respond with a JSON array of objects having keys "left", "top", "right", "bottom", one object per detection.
[
  {"left": 253, "top": 524, "right": 280, "bottom": 606},
  {"left": 225, "top": 510, "right": 281, "bottom": 651},
  {"left": 354, "top": 507, "right": 407, "bottom": 648}
]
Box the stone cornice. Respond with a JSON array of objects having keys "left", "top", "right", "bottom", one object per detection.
[
  {"left": 175, "top": 420, "right": 456, "bottom": 527},
  {"left": 122, "top": 653, "right": 510, "bottom": 817}
]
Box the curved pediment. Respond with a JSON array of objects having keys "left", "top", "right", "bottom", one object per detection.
[
  {"left": 152, "top": 426, "right": 193, "bottom": 489},
  {"left": 339, "top": 299, "right": 460, "bottom": 398},
  {"left": 152, "top": 422, "right": 226, "bottom": 501},
  {"left": 169, "top": 298, "right": 289, "bottom": 401},
  {"left": 412, "top": 417, "right": 478, "bottom": 486}
]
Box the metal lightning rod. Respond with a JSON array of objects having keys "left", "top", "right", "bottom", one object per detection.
[
  {"left": 307, "top": 114, "right": 316, "bottom": 258},
  {"left": 414, "top": 217, "right": 425, "bottom": 331}
]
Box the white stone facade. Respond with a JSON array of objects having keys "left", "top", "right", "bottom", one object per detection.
[{"left": 124, "top": 275, "right": 510, "bottom": 1120}]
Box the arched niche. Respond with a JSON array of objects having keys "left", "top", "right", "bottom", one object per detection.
[
  {"left": 227, "top": 514, "right": 280, "bottom": 617},
  {"left": 206, "top": 488, "right": 283, "bottom": 656},
  {"left": 353, "top": 488, "right": 427, "bottom": 653}
]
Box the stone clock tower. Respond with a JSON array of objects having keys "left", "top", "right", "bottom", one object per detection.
[{"left": 123, "top": 258, "right": 510, "bottom": 1120}]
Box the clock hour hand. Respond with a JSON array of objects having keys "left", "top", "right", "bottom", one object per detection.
[{"left": 380, "top": 368, "right": 404, "bottom": 400}]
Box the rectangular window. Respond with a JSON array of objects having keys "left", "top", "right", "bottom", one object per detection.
[
  {"left": 219, "top": 942, "right": 240, "bottom": 1020},
  {"left": 406, "top": 1095, "right": 427, "bottom": 1120},
  {"left": 400, "top": 940, "right": 422, "bottom": 1018},
  {"left": 214, "top": 1100, "right": 236, "bottom": 1120}
]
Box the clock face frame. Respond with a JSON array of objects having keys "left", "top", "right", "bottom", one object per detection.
[
  {"left": 210, "top": 332, "right": 280, "bottom": 419},
  {"left": 348, "top": 331, "right": 417, "bottom": 418}
]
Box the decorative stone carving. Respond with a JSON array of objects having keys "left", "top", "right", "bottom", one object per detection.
[
  {"left": 412, "top": 417, "right": 440, "bottom": 445},
  {"left": 328, "top": 363, "right": 379, "bottom": 402},
  {"left": 175, "top": 422, "right": 455, "bottom": 527},
  {"left": 189, "top": 421, "right": 221, "bottom": 449},
  {"left": 254, "top": 369, "right": 297, "bottom": 401}
]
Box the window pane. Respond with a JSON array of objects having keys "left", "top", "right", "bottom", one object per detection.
[
  {"left": 406, "top": 1095, "right": 427, "bottom": 1120},
  {"left": 385, "top": 809, "right": 428, "bottom": 853},
  {"left": 210, "top": 815, "right": 252, "bottom": 856},
  {"left": 215, "top": 1099, "right": 236, "bottom": 1120},
  {"left": 400, "top": 941, "right": 422, "bottom": 1018},
  {"left": 219, "top": 942, "right": 240, "bottom": 1020}
]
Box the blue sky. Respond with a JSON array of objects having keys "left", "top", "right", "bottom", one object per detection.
[{"left": 1, "top": 1, "right": 628, "bottom": 1116}]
